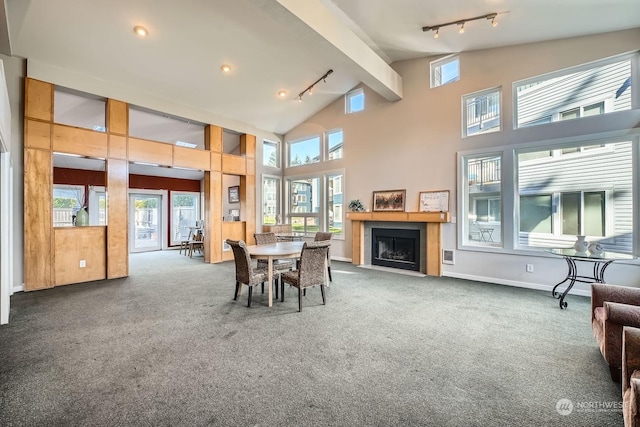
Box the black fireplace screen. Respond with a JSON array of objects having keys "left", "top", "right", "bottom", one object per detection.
[{"left": 371, "top": 228, "right": 420, "bottom": 271}]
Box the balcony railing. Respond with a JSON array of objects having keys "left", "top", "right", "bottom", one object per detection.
[
  {"left": 466, "top": 92, "right": 500, "bottom": 129},
  {"left": 468, "top": 157, "right": 501, "bottom": 186}
]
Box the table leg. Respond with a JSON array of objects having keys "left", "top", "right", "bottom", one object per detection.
[
  {"left": 552, "top": 256, "right": 575, "bottom": 299},
  {"left": 268, "top": 256, "right": 273, "bottom": 307},
  {"left": 557, "top": 256, "right": 577, "bottom": 309}
]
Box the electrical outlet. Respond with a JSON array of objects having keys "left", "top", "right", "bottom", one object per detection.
[
  {"left": 79, "top": 260, "right": 86, "bottom": 268},
  {"left": 526, "top": 264, "right": 534, "bottom": 273}
]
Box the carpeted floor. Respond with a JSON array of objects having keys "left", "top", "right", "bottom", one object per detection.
[{"left": 0, "top": 250, "right": 623, "bottom": 426}]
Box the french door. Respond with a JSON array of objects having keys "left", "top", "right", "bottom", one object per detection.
[{"left": 129, "top": 193, "right": 163, "bottom": 253}]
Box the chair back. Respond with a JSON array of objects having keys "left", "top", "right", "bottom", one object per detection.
[
  {"left": 314, "top": 231, "right": 332, "bottom": 242},
  {"left": 226, "top": 239, "right": 252, "bottom": 283},
  {"left": 298, "top": 240, "right": 330, "bottom": 286},
  {"left": 254, "top": 232, "right": 277, "bottom": 245}
]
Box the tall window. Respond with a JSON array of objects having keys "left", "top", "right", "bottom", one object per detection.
[
  {"left": 327, "top": 174, "right": 343, "bottom": 234},
  {"left": 463, "top": 154, "right": 502, "bottom": 246},
  {"left": 431, "top": 55, "right": 459, "bottom": 88},
  {"left": 288, "top": 177, "right": 320, "bottom": 234},
  {"left": 463, "top": 88, "right": 501, "bottom": 137},
  {"left": 326, "top": 129, "right": 343, "bottom": 160},
  {"left": 263, "top": 140, "right": 279, "bottom": 168},
  {"left": 346, "top": 88, "right": 364, "bottom": 114},
  {"left": 262, "top": 175, "right": 280, "bottom": 225},
  {"left": 170, "top": 192, "right": 200, "bottom": 246},
  {"left": 288, "top": 136, "right": 320, "bottom": 167},
  {"left": 514, "top": 53, "right": 633, "bottom": 128}
]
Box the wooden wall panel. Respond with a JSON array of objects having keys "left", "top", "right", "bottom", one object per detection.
[
  {"left": 24, "top": 148, "right": 53, "bottom": 290},
  {"left": 222, "top": 154, "right": 246, "bottom": 175},
  {"left": 240, "top": 134, "right": 256, "bottom": 158},
  {"left": 128, "top": 137, "right": 173, "bottom": 166},
  {"left": 52, "top": 125, "right": 108, "bottom": 158},
  {"left": 241, "top": 175, "right": 255, "bottom": 243},
  {"left": 222, "top": 222, "right": 246, "bottom": 261},
  {"left": 246, "top": 158, "right": 255, "bottom": 176},
  {"left": 25, "top": 78, "right": 53, "bottom": 121},
  {"left": 426, "top": 223, "right": 443, "bottom": 276},
  {"left": 25, "top": 119, "right": 51, "bottom": 149},
  {"left": 211, "top": 152, "right": 221, "bottom": 171},
  {"left": 351, "top": 220, "right": 364, "bottom": 265},
  {"left": 173, "top": 146, "right": 210, "bottom": 171},
  {"left": 107, "top": 99, "right": 128, "bottom": 135},
  {"left": 54, "top": 227, "right": 106, "bottom": 285},
  {"left": 107, "top": 159, "right": 129, "bottom": 278},
  {"left": 109, "top": 135, "right": 127, "bottom": 160},
  {"left": 205, "top": 125, "right": 223, "bottom": 152},
  {"left": 204, "top": 170, "right": 223, "bottom": 263}
]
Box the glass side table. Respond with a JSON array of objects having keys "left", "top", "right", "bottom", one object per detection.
[{"left": 545, "top": 248, "right": 635, "bottom": 309}]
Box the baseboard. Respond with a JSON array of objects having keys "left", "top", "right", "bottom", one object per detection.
[
  {"left": 13, "top": 284, "right": 24, "bottom": 293},
  {"left": 332, "top": 256, "right": 352, "bottom": 262},
  {"left": 443, "top": 272, "right": 591, "bottom": 297}
]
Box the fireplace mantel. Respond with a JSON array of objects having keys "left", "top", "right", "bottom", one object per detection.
[{"left": 346, "top": 211, "right": 451, "bottom": 276}]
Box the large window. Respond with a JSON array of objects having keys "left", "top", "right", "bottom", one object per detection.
[
  {"left": 463, "top": 154, "right": 502, "bottom": 246},
  {"left": 514, "top": 53, "right": 633, "bottom": 129},
  {"left": 286, "top": 172, "right": 344, "bottom": 236},
  {"left": 463, "top": 88, "right": 501, "bottom": 137},
  {"left": 262, "top": 175, "right": 280, "bottom": 225},
  {"left": 288, "top": 136, "right": 320, "bottom": 167},
  {"left": 263, "top": 140, "right": 279, "bottom": 168},
  {"left": 431, "top": 55, "right": 459, "bottom": 88}
]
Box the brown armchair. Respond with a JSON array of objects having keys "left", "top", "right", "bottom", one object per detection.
[
  {"left": 592, "top": 284, "right": 640, "bottom": 382},
  {"left": 623, "top": 326, "right": 640, "bottom": 427}
]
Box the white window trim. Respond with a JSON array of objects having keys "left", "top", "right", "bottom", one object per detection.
[
  {"left": 325, "top": 128, "right": 344, "bottom": 161},
  {"left": 261, "top": 174, "right": 281, "bottom": 226},
  {"left": 462, "top": 86, "right": 502, "bottom": 138},
  {"left": 430, "top": 54, "right": 460, "bottom": 88},
  {"left": 345, "top": 88, "right": 364, "bottom": 114},
  {"left": 263, "top": 139, "right": 280, "bottom": 169},
  {"left": 286, "top": 134, "right": 321, "bottom": 168}
]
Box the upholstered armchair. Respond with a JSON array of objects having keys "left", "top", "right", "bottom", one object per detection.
[
  {"left": 623, "top": 326, "right": 640, "bottom": 427},
  {"left": 281, "top": 240, "right": 330, "bottom": 312},
  {"left": 591, "top": 284, "right": 640, "bottom": 381},
  {"left": 226, "top": 239, "right": 268, "bottom": 307}
]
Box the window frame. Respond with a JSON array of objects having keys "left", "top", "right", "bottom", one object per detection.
[
  {"left": 462, "top": 87, "right": 502, "bottom": 137},
  {"left": 261, "top": 174, "right": 281, "bottom": 226},
  {"left": 287, "top": 135, "right": 321, "bottom": 168},
  {"left": 345, "top": 88, "right": 364, "bottom": 114},
  {"left": 325, "top": 128, "right": 344, "bottom": 161},
  {"left": 430, "top": 55, "right": 460, "bottom": 88},
  {"left": 263, "top": 140, "right": 280, "bottom": 168}
]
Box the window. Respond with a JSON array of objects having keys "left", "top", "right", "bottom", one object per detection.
[
  {"left": 263, "top": 140, "right": 279, "bottom": 168},
  {"left": 53, "top": 184, "right": 85, "bottom": 227},
  {"left": 514, "top": 53, "right": 634, "bottom": 129},
  {"left": 517, "top": 140, "right": 631, "bottom": 251},
  {"left": 286, "top": 172, "right": 344, "bottom": 236},
  {"left": 170, "top": 192, "right": 200, "bottom": 246},
  {"left": 463, "top": 88, "right": 501, "bottom": 137},
  {"left": 346, "top": 88, "right": 364, "bottom": 114},
  {"left": 326, "top": 129, "right": 343, "bottom": 160},
  {"left": 463, "top": 154, "right": 502, "bottom": 246},
  {"left": 262, "top": 175, "right": 280, "bottom": 225},
  {"left": 327, "top": 174, "right": 343, "bottom": 234},
  {"left": 54, "top": 87, "right": 106, "bottom": 132},
  {"left": 431, "top": 55, "right": 459, "bottom": 88},
  {"left": 288, "top": 136, "right": 320, "bottom": 167}
]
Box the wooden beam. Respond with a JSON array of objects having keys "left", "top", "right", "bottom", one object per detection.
[{"left": 106, "top": 159, "right": 129, "bottom": 278}]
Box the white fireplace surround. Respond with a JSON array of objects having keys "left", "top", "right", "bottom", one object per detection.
[{"left": 364, "top": 222, "right": 427, "bottom": 273}]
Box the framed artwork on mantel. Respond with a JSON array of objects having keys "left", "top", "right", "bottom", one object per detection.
[
  {"left": 372, "top": 189, "right": 406, "bottom": 212},
  {"left": 419, "top": 190, "right": 450, "bottom": 212}
]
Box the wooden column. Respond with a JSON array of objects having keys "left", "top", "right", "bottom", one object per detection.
[
  {"left": 240, "top": 134, "right": 256, "bottom": 243},
  {"left": 351, "top": 220, "right": 364, "bottom": 265},
  {"left": 204, "top": 125, "right": 223, "bottom": 263},
  {"left": 426, "top": 223, "right": 443, "bottom": 276}
]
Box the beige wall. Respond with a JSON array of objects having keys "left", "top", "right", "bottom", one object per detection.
[{"left": 284, "top": 28, "right": 640, "bottom": 289}]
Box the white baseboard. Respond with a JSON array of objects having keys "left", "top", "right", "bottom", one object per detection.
[
  {"left": 443, "top": 272, "right": 591, "bottom": 297},
  {"left": 13, "top": 284, "right": 24, "bottom": 293},
  {"left": 332, "top": 256, "right": 352, "bottom": 262}
]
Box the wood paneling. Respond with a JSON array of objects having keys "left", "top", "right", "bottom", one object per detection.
[
  {"left": 222, "top": 154, "right": 246, "bottom": 175},
  {"left": 346, "top": 211, "right": 450, "bottom": 223},
  {"left": 108, "top": 135, "right": 127, "bottom": 159},
  {"left": 240, "top": 134, "right": 256, "bottom": 158},
  {"left": 54, "top": 227, "right": 106, "bottom": 285},
  {"left": 351, "top": 220, "right": 364, "bottom": 265},
  {"left": 25, "top": 119, "right": 51, "bottom": 149},
  {"left": 25, "top": 78, "right": 52, "bottom": 122},
  {"left": 246, "top": 158, "right": 255, "bottom": 176},
  {"left": 107, "top": 99, "right": 128, "bottom": 135},
  {"left": 205, "top": 125, "right": 223, "bottom": 152},
  {"left": 222, "top": 221, "right": 246, "bottom": 261},
  {"left": 173, "top": 146, "right": 210, "bottom": 171},
  {"left": 52, "top": 124, "right": 108, "bottom": 158},
  {"left": 241, "top": 174, "right": 255, "bottom": 243},
  {"left": 426, "top": 223, "right": 443, "bottom": 276},
  {"left": 24, "top": 148, "right": 53, "bottom": 290},
  {"left": 210, "top": 152, "right": 221, "bottom": 171},
  {"left": 106, "top": 159, "right": 128, "bottom": 278},
  {"left": 128, "top": 137, "right": 173, "bottom": 166},
  {"left": 204, "top": 170, "right": 223, "bottom": 263}
]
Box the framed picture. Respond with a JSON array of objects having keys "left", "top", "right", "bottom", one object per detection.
[
  {"left": 419, "top": 190, "right": 450, "bottom": 212},
  {"left": 372, "top": 189, "right": 406, "bottom": 212},
  {"left": 228, "top": 185, "right": 240, "bottom": 203}
]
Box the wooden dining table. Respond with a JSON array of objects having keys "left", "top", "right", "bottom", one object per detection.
[{"left": 246, "top": 241, "right": 305, "bottom": 307}]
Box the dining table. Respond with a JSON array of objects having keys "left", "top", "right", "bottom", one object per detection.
[{"left": 246, "top": 241, "right": 306, "bottom": 307}]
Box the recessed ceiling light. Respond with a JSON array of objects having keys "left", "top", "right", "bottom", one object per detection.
[
  {"left": 133, "top": 26, "right": 148, "bottom": 37},
  {"left": 176, "top": 141, "right": 197, "bottom": 148},
  {"left": 278, "top": 90, "right": 287, "bottom": 98},
  {"left": 221, "top": 64, "right": 231, "bottom": 73}
]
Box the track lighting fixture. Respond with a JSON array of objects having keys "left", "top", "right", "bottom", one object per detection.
[
  {"left": 422, "top": 12, "right": 498, "bottom": 37},
  {"left": 297, "top": 69, "right": 333, "bottom": 102}
]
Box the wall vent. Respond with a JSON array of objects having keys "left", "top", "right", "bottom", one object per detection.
[{"left": 442, "top": 249, "right": 455, "bottom": 265}]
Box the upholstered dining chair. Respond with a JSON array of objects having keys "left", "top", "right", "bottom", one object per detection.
[
  {"left": 280, "top": 240, "right": 330, "bottom": 312},
  {"left": 226, "top": 239, "right": 268, "bottom": 307},
  {"left": 314, "top": 231, "right": 333, "bottom": 282},
  {"left": 254, "top": 232, "right": 293, "bottom": 299},
  {"left": 623, "top": 326, "right": 640, "bottom": 427}
]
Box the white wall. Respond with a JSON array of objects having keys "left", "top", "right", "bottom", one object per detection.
[{"left": 284, "top": 28, "right": 640, "bottom": 292}]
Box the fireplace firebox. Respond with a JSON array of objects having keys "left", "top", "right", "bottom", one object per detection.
[{"left": 371, "top": 228, "right": 420, "bottom": 271}]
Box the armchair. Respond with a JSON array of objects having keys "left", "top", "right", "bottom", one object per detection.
[
  {"left": 592, "top": 284, "right": 640, "bottom": 382},
  {"left": 623, "top": 326, "right": 640, "bottom": 427}
]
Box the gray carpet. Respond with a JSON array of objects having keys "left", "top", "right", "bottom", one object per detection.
[{"left": 0, "top": 251, "right": 623, "bottom": 426}]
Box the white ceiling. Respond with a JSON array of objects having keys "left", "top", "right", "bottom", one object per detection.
[{"left": 6, "top": 0, "right": 640, "bottom": 179}]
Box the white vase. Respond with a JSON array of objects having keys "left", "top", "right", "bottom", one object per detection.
[
  {"left": 589, "top": 242, "right": 603, "bottom": 256},
  {"left": 573, "top": 235, "right": 589, "bottom": 252}
]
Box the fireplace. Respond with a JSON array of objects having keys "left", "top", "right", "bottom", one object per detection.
[{"left": 371, "top": 228, "right": 420, "bottom": 271}]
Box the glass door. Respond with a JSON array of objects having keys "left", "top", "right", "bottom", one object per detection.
[
  {"left": 170, "top": 192, "right": 200, "bottom": 246},
  {"left": 130, "top": 194, "right": 162, "bottom": 252}
]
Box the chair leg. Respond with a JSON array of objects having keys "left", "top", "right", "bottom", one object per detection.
[
  {"left": 262, "top": 283, "right": 264, "bottom": 294},
  {"left": 298, "top": 287, "right": 302, "bottom": 312},
  {"left": 234, "top": 281, "right": 240, "bottom": 300},
  {"left": 281, "top": 280, "right": 285, "bottom": 302},
  {"left": 248, "top": 286, "right": 253, "bottom": 307},
  {"left": 610, "top": 365, "right": 621, "bottom": 383},
  {"left": 328, "top": 266, "right": 332, "bottom": 282},
  {"left": 320, "top": 284, "right": 326, "bottom": 305},
  {"left": 303, "top": 289, "right": 306, "bottom": 296},
  {"left": 274, "top": 277, "right": 279, "bottom": 300}
]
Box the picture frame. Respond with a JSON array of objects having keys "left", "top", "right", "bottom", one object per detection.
[
  {"left": 228, "top": 185, "right": 240, "bottom": 203},
  {"left": 372, "top": 189, "right": 406, "bottom": 212},
  {"left": 419, "top": 190, "right": 450, "bottom": 212}
]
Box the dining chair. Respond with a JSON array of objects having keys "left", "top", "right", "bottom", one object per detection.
[
  {"left": 188, "top": 230, "right": 204, "bottom": 258},
  {"left": 280, "top": 240, "right": 330, "bottom": 312},
  {"left": 226, "top": 239, "right": 268, "bottom": 307},
  {"left": 179, "top": 228, "right": 195, "bottom": 255},
  {"left": 254, "top": 232, "right": 293, "bottom": 299},
  {"left": 314, "top": 231, "right": 333, "bottom": 282}
]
